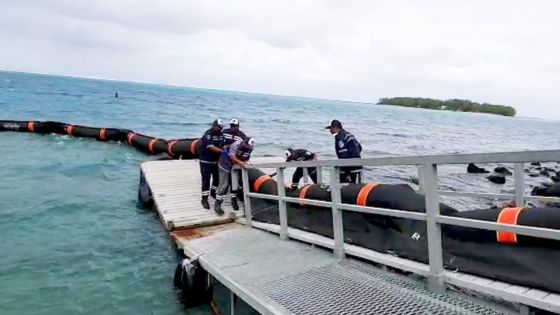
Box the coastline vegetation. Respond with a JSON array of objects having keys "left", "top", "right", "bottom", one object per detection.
[{"left": 377, "top": 97, "right": 516, "bottom": 117}]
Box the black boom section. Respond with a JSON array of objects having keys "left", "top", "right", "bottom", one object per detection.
[
  {"left": 0, "top": 119, "right": 201, "bottom": 159},
  {"left": 246, "top": 168, "right": 560, "bottom": 294}
]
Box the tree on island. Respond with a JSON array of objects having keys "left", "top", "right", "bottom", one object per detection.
[{"left": 377, "top": 97, "right": 516, "bottom": 117}]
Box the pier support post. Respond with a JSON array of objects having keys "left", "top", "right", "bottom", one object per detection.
[
  {"left": 303, "top": 167, "right": 309, "bottom": 184},
  {"left": 514, "top": 163, "right": 525, "bottom": 207},
  {"left": 230, "top": 291, "right": 237, "bottom": 315},
  {"left": 241, "top": 168, "right": 252, "bottom": 226},
  {"left": 330, "top": 166, "right": 345, "bottom": 259},
  {"left": 423, "top": 164, "right": 445, "bottom": 293},
  {"left": 417, "top": 165, "right": 425, "bottom": 195},
  {"left": 277, "top": 167, "right": 289, "bottom": 240}
]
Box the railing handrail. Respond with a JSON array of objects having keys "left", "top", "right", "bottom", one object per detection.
[
  {"left": 245, "top": 149, "right": 560, "bottom": 169},
  {"left": 239, "top": 149, "right": 560, "bottom": 295},
  {"left": 243, "top": 192, "right": 560, "bottom": 241}
]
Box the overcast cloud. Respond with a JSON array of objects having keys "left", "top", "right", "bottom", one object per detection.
[{"left": 1, "top": 1, "right": 559, "bottom": 118}]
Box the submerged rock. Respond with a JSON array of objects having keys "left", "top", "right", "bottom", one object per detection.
[
  {"left": 494, "top": 166, "right": 512, "bottom": 175},
  {"left": 540, "top": 169, "right": 551, "bottom": 177},
  {"left": 467, "top": 163, "right": 489, "bottom": 174},
  {"left": 552, "top": 175, "right": 560, "bottom": 183},
  {"left": 531, "top": 162, "right": 541, "bottom": 166},
  {"left": 528, "top": 173, "right": 540, "bottom": 177},
  {"left": 487, "top": 174, "right": 506, "bottom": 184},
  {"left": 532, "top": 183, "right": 560, "bottom": 197}
]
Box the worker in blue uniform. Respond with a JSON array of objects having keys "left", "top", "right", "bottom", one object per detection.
[
  {"left": 215, "top": 137, "right": 256, "bottom": 215},
  {"left": 325, "top": 119, "right": 363, "bottom": 183},
  {"left": 221, "top": 118, "right": 247, "bottom": 209},
  {"left": 285, "top": 148, "right": 318, "bottom": 189},
  {"left": 199, "top": 119, "right": 224, "bottom": 209},
  {"left": 222, "top": 118, "right": 247, "bottom": 148}
]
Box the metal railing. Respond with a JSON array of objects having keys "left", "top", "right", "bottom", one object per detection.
[{"left": 236, "top": 149, "right": 560, "bottom": 292}]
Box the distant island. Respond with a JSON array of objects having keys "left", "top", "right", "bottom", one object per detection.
[{"left": 377, "top": 97, "right": 516, "bottom": 117}]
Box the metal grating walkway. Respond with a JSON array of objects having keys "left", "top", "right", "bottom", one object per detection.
[
  {"left": 259, "top": 260, "right": 501, "bottom": 315},
  {"left": 174, "top": 225, "right": 507, "bottom": 315}
]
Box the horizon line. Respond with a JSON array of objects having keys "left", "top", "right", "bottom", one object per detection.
[{"left": 1, "top": 68, "right": 552, "bottom": 122}]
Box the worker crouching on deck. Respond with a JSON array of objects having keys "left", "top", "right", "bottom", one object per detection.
[
  {"left": 199, "top": 119, "right": 225, "bottom": 209},
  {"left": 215, "top": 137, "right": 256, "bottom": 215},
  {"left": 325, "top": 119, "right": 363, "bottom": 184},
  {"left": 285, "top": 148, "right": 318, "bottom": 189}
]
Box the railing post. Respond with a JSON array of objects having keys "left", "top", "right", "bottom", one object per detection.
[
  {"left": 514, "top": 163, "right": 525, "bottom": 207},
  {"left": 329, "top": 166, "right": 345, "bottom": 259},
  {"left": 316, "top": 166, "right": 323, "bottom": 184},
  {"left": 241, "top": 168, "right": 252, "bottom": 226},
  {"left": 303, "top": 167, "right": 309, "bottom": 184},
  {"left": 276, "top": 167, "right": 289, "bottom": 240},
  {"left": 357, "top": 170, "right": 363, "bottom": 184},
  {"left": 422, "top": 163, "right": 445, "bottom": 293},
  {"left": 230, "top": 291, "right": 237, "bottom": 315},
  {"left": 417, "top": 165, "right": 425, "bottom": 195}
]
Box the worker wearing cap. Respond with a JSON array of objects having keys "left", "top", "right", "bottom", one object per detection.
[
  {"left": 199, "top": 119, "right": 225, "bottom": 209},
  {"left": 222, "top": 118, "right": 247, "bottom": 148},
  {"left": 325, "top": 119, "right": 363, "bottom": 183},
  {"left": 285, "top": 148, "right": 318, "bottom": 189},
  {"left": 215, "top": 137, "right": 256, "bottom": 215},
  {"left": 222, "top": 118, "right": 247, "bottom": 210}
]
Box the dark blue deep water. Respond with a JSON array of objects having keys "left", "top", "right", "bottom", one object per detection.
[{"left": 1, "top": 71, "right": 559, "bottom": 314}]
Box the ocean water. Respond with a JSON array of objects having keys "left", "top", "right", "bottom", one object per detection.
[{"left": 1, "top": 71, "right": 560, "bottom": 314}]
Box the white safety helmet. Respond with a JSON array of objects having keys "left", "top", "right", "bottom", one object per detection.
[
  {"left": 213, "top": 119, "right": 224, "bottom": 128},
  {"left": 230, "top": 118, "right": 239, "bottom": 126},
  {"left": 284, "top": 150, "right": 291, "bottom": 159},
  {"left": 246, "top": 137, "right": 256, "bottom": 146},
  {"left": 285, "top": 148, "right": 294, "bottom": 159}
]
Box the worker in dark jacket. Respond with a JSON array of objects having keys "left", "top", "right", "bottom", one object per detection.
[
  {"left": 285, "top": 148, "right": 318, "bottom": 189},
  {"left": 222, "top": 118, "right": 247, "bottom": 148},
  {"left": 215, "top": 137, "right": 255, "bottom": 215},
  {"left": 199, "top": 119, "right": 224, "bottom": 209},
  {"left": 221, "top": 118, "right": 247, "bottom": 209},
  {"left": 325, "top": 119, "right": 363, "bottom": 183}
]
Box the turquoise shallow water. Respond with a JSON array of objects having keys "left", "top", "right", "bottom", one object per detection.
[
  {"left": 1, "top": 71, "right": 560, "bottom": 314},
  {"left": 0, "top": 134, "right": 185, "bottom": 314}
]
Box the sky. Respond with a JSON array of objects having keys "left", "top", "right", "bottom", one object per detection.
[{"left": 1, "top": 1, "right": 559, "bottom": 119}]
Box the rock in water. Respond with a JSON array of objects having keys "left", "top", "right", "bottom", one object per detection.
[
  {"left": 552, "top": 175, "right": 560, "bottom": 183},
  {"left": 467, "top": 163, "right": 489, "bottom": 174},
  {"left": 531, "top": 162, "right": 541, "bottom": 166},
  {"left": 528, "top": 173, "right": 540, "bottom": 177},
  {"left": 540, "top": 169, "right": 551, "bottom": 177},
  {"left": 487, "top": 174, "right": 506, "bottom": 184},
  {"left": 494, "top": 166, "right": 512, "bottom": 175},
  {"left": 532, "top": 183, "right": 560, "bottom": 197}
]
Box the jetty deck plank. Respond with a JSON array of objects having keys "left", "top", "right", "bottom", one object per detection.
[{"left": 141, "top": 157, "right": 295, "bottom": 230}]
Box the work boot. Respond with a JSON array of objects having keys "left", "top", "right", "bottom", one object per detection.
[
  {"left": 210, "top": 189, "right": 216, "bottom": 199},
  {"left": 231, "top": 197, "right": 239, "bottom": 211},
  {"left": 201, "top": 198, "right": 210, "bottom": 210},
  {"left": 214, "top": 200, "right": 224, "bottom": 216}
]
